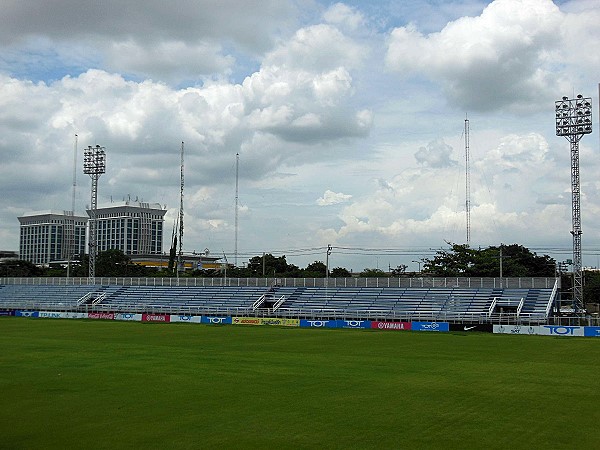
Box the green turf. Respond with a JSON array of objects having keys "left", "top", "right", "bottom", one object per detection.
[{"left": 0, "top": 318, "right": 598, "bottom": 449}]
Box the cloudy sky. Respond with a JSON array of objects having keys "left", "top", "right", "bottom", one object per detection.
[{"left": 1, "top": 0, "right": 599, "bottom": 272}]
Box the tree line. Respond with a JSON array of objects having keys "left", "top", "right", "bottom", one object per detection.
[
  {"left": 0, "top": 243, "right": 562, "bottom": 278},
  {"left": 2, "top": 244, "right": 600, "bottom": 304}
]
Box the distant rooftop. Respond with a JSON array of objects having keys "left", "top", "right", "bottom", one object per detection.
[
  {"left": 18, "top": 210, "right": 87, "bottom": 219},
  {"left": 97, "top": 200, "right": 167, "bottom": 210}
]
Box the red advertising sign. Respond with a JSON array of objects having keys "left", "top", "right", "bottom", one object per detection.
[
  {"left": 142, "top": 313, "right": 170, "bottom": 323},
  {"left": 88, "top": 312, "right": 115, "bottom": 320},
  {"left": 371, "top": 321, "right": 411, "bottom": 331}
]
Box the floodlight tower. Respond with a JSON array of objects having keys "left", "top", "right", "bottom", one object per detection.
[
  {"left": 83, "top": 145, "right": 106, "bottom": 281},
  {"left": 555, "top": 94, "right": 592, "bottom": 315}
]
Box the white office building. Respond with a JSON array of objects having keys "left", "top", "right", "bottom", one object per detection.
[
  {"left": 18, "top": 211, "right": 87, "bottom": 265},
  {"left": 90, "top": 201, "right": 167, "bottom": 256}
]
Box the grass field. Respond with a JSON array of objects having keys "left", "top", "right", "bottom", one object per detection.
[{"left": 0, "top": 318, "right": 599, "bottom": 449}]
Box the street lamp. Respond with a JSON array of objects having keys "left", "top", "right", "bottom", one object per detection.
[
  {"left": 83, "top": 145, "right": 106, "bottom": 282},
  {"left": 555, "top": 94, "right": 592, "bottom": 315},
  {"left": 412, "top": 260, "right": 421, "bottom": 273}
]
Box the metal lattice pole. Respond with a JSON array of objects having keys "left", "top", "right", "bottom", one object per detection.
[
  {"left": 555, "top": 95, "right": 592, "bottom": 315},
  {"left": 465, "top": 114, "right": 471, "bottom": 246},
  {"left": 83, "top": 145, "right": 106, "bottom": 282}
]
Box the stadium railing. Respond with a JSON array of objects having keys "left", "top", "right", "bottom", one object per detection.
[{"left": 0, "top": 276, "right": 557, "bottom": 289}]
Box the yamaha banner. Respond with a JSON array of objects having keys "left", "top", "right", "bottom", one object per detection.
[{"left": 371, "top": 321, "right": 411, "bottom": 331}]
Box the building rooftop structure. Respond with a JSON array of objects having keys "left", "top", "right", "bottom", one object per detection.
[{"left": 88, "top": 200, "right": 167, "bottom": 256}]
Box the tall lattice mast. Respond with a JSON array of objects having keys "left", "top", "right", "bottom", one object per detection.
[
  {"left": 83, "top": 144, "right": 106, "bottom": 281},
  {"left": 66, "top": 134, "right": 78, "bottom": 278},
  {"left": 465, "top": 114, "right": 471, "bottom": 246},
  {"left": 555, "top": 94, "right": 592, "bottom": 315},
  {"left": 234, "top": 152, "right": 239, "bottom": 267},
  {"left": 177, "top": 141, "right": 184, "bottom": 276}
]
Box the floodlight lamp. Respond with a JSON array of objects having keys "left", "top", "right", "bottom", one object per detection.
[{"left": 577, "top": 94, "right": 583, "bottom": 99}]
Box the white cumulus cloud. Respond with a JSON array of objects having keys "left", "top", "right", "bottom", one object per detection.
[{"left": 317, "top": 190, "right": 353, "bottom": 206}]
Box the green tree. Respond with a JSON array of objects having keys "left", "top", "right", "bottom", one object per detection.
[
  {"left": 422, "top": 243, "right": 555, "bottom": 277},
  {"left": 93, "top": 249, "right": 155, "bottom": 277},
  {"left": 0, "top": 260, "right": 44, "bottom": 277},
  {"left": 390, "top": 265, "right": 408, "bottom": 277},
  {"left": 422, "top": 243, "right": 476, "bottom": 276},
  {"left": 583, "top": 271, "right": 600, "bottom": 306},
  {"left": 246, "top": 254, "right": 292, "bottom": 277},
  {"left": 303, "top": 261, "right": 327, "bottom": 277},
  {"left": 330, "top": 267, "right": 352, "bottom": 278},
  {"left": 360, "top": 268, "right": 387, "bottom": 277}
]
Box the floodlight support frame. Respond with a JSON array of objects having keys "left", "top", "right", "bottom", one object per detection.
[
  {"left": 555, "top": 95, "right": 592, "bottom": 316},
  {"left": 83, "top": 145, "right": 106, "bottom": 283}
]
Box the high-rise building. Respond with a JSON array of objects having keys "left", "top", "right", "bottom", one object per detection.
[
  {"left": 18, "top": 211, "right": 87, "bottom": 265},
  {"left": 91, "top": 201, "right": 167, "bottom": 255}
]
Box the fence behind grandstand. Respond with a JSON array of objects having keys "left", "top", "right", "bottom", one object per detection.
[{"left": 0, "top": 276, "right": 557, "bottom": 289}]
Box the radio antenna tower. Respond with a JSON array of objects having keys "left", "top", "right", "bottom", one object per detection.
[
  {"left": 465, "top": 114, "right": 471, "bottom": 246},
  {"left": 555, "top": 94, "right": 592, "bottom": 316},
  {"left": 177, "top": 141, "right": 184, "bottom": 279},
  {"left": 66, "top": 134, "right": 78, "bottom": 278},
  {"left": 234, "top": 152, "right": 239, "bottom": 267},
  {"left": 83, "top": 144, "right": 106, "bottom": 281}
]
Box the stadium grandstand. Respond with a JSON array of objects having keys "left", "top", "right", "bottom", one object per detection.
[{"left": 0, "top": 276, "right": 558, "bottom": 324}]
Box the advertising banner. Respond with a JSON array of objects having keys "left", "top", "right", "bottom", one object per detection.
[
  {"left": 232, "top": 317, "right": 262, "bottom": 326},
  {"left": 200, "top": 316, "right": 232, "bottom": 325},
  {"left": 538, "top": 325, "right": 585, "bottom": 337},
  {"left": 15, "top": 311, "right": 39, "bottom": 318},
  {"left": 336, "top": 320, "right": 372, "bottom": 329},
  {"left": 142, "top": 313, "right": 170, "bottom": 323},
  {"left": 584, "top": 327, "right": 600, "bottom": 337},
  {"left": 260, "top": 318, "right": 299, "bottom": 327},
  {"left": 0, "top": 310, "right": 15, "bottom": 316},
  {"left": 371, "top": 321, "right": 411, "bottom": 331},
  {"left": 171, "top": 315, "right": 203, "bottom": 323},
  {"left": 412, "top": 321, "right": 449, "bottom": 332},
  {"left": 493, "top": 325, "right": 539, "bottom": 335},
  {"left": 88, "top": 312, "right": 115, "bottom": 320},
  {"left": 232, "top": 317, "right": 299, "bottom": 326},
  {"left": 64, "top": 312, "right": 87, "bottom": 319},
  {"left": 115, "top": 313, "right": 143, "bottom": 321},
  {"left": 300, "top": 319, "right": 337, "bottom": 328},
  {"left": 39, "top": 311, "right": 67, "bottom": 319},
  {"left": 449, "top": 323, "right": 493, "bottom": 333}
]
